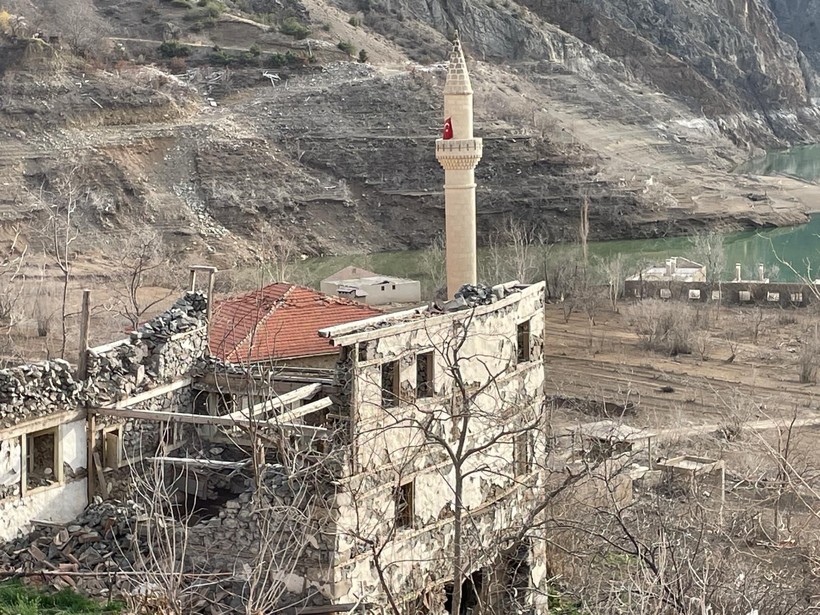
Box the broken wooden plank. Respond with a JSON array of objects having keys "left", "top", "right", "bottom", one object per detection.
[
  {"left": 145, "top": 457, "right": 252, "bottom": 470},
  {"left": 91, "top": 405, "right": 332, "bottom": 437},
  {"left": 223, "top": 382, "right": 322, "bottom": 422},
  {"left": 92, "top": 452, "right": 109, "bottom": 500}
]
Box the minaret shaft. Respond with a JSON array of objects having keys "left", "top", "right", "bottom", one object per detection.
[
  {"left": 444, "top": 170, "right": 478, "bottom": 295},
  {"left": 435, "top": 34, "right": 483, "bottom": 298}
]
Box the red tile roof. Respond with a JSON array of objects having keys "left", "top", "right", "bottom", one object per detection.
[{"left": 209, "top": 283, "right": 382, "bottom": 363}]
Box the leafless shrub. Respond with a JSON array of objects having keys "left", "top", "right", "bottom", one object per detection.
[
  {"left": 777, "top": 309, "right": 798, "bottom": 326},
  {"left": 624, "top": 300, "right": 703, "bottom": 355},
  {"left": 694, "top": 330, "right": 711, "bottom": 361},
  {"left": 798, "top": 324, "right": 818, "bottom": 384}
]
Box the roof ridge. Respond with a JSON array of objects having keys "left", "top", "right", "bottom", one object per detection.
[{"left": 227, "top": 283, "right": 294, "bottom": 363}]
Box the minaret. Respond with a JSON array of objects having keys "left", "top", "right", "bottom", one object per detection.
[{"left": 435, "top": 33, "right": 483, "bottom": 298}]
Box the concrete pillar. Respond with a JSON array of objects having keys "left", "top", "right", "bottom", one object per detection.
[{"left": 436, "top": 33, "right": 483, "bottom": 298}]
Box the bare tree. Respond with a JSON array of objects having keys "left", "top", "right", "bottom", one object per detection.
[
  {"left": 597, "top": 253, "right": 626, "bottom": 311},
  {"left": 481, "top": 217, "right": 540, "bottom": 285},
  {"left": 579, "top": 195, "right": 590, "bottom": 267},
  {"left": 419, "top": 232, "right": 446, "bottom": 300},
  {"left": 691, "top": 230, "right": 727, "bottom": 317},
  {"left": 40, "top": 0, "right": 111, "bottom": 56},
  {"left": 39, "top": 168, "right": 84, "bottom": 359},
  {"left": 113, "top": 230, "right": 180, "bottom": 330},
  {"left": 0, "top": 229, "right": 27, "bottom": 329}
]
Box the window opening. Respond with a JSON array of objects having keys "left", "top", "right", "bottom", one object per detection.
[
  {"left": 416, "top": 351, "right": 434, "bottom": 398},
  {"left": 27, "top": 428, "right": 59, "bottom": 490},
  {"left": 395, "top": 480, "right": 414, "bottom": 528},
  {"left": 516, "top": 320, "right": 531, "bottom": 363},
  {"left": 103, "top": 425, "right": 123, "bottom": 469},
  {"left": 381, "top": 360, "right": 400, "bottom": 407},
  {"left": 514, "top": 432, "right": 531, "bottom": 476}
]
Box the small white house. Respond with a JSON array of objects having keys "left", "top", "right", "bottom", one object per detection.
[{"left": 320, "top": 266, "right": 421, "bottom": 306}]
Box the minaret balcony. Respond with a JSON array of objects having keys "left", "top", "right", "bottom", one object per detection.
[{"left": 435, "top": 138, "right": 483, "bottom": 170}]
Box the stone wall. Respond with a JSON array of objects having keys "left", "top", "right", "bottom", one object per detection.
[
  {"left": 0, "top": 292, "right": 207, "bottom": 433},
  {"left": 323, "top": 283, "right": 549, "bottom": 610},
  {"left": 86, "top": 292, "right": 208, "bottom": 404},
  {"left": 0, "top": 360, "right": 81, "bottom": 430}
]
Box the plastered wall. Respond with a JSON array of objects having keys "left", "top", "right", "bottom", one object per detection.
[{"left": 0, "top": 418, "right": 88, "bottom": 542}]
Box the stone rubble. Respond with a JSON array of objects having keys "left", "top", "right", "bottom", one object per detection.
[
  {"left": 0, "top": 498, "right": 144, "bottom": 592},
  {"left": 0, "top": 360, "right": 81, "bottom": 429},
  {"left": 0, "top": 291, "right": 208, "bottom": 428}
]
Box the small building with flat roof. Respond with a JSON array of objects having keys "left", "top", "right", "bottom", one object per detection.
[{"left": 320, "top": 266, "right": 421, "bottom": 306}]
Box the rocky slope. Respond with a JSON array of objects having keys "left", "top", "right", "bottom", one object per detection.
[{"left": 0, "top": 0, "right": 818, "bottom": 269}]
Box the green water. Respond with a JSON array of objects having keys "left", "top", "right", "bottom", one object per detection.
[
  {"left": 292, "top": 215, "right": 819, "bottom": 292},
  {"left": 290, "top": 147, "right": 820, "bottom": 291},
  {"left": 737, "top": 144, "right": 820, "bottom": 179}
]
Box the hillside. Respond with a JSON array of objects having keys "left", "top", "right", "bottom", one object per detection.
[{"left": 0, "top": 0, "right": 818, "bottom": 271}]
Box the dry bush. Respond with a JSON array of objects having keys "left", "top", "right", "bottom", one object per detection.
[
  {"left": 798, "top": 325, "right": 819, "bottom": 384},
  {"left": 624, "top": 300, "right": 706, "bottom": 355}
]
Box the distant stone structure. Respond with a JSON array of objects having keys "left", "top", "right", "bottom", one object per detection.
[
  {"left": 627, "top": 257, "right": 706, "bottom": 283},
  {"left": 320, "top": 265, "right": 421, "bottom": 305},
  {"left": 625, "top": 256, "right": 818, "bottom": 307}
]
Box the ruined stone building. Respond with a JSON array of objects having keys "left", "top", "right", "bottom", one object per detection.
[{"left": 0, "top": 278, "right": 548, "bottom": 613}]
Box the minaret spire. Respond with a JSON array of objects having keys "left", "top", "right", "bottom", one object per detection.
[{"left": 435, "top": 32, "right": 483, "bottom": 297}]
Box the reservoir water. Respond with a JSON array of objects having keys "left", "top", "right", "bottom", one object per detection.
[{"left": 295, "top": 147, "right": 820, "bottom": 290}]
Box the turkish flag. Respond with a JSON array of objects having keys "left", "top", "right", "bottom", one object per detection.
[{"left": 443, "top": 117, "right": 454, "bottom": 140}]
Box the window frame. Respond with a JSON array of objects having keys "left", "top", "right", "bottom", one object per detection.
[
  {"left": 381, "top": 359, "right": 401, "bottom": 408},
  {"left": 516, "top": 319, "right": 531, "bottom": 364},
  {"left": 416, "top": 351, "right": 435, "bottom": 399},
  {"left": 394, "top": 479, "right": 415, "bottom": 529},
  {"left": 513, "top": 431, "right": 532, "bottom": 477},
  {"left": 23, "top": 426, "right": 62, "bottom": 495}
]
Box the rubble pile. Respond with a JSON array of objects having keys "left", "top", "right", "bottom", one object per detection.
[
  {"left": 132, "top": 291, "right": 208, "bottom": 344},
  {"left": 0, "top": 360, "right": 81, "bottom": 428},
  {"left": 0, "top": 499, "right": 144, "bottom": 592},
  {"left": 454, "top": 283, "right": 496, "bottom": 307}
]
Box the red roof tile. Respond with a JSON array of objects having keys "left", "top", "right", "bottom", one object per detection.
[{"left": 209, "top": 283, "right": 382, "bottom": 363}]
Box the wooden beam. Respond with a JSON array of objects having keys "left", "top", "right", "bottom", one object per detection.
[
  {"left": 97, "top": 378, "right": 192, "bottom": 410},
  {"left": 92, "top": 452, "right": 109, "bottom": 499},
  {"left": 223, "top": 383, "right": 322, "bottom": 422},
  {"left": 91, "top": 405, "right": 332, "bottom": 437},
  {"left": 87, "top": 413, "right": 96, "bottom": 502},
  {"left": 77, "top": 289, "right": 91, "bottom": 380},
  {"left": 271, "top": 397, "right": 332, "bottom": 424},
  {"left": 146, "top": 457, "right": 251, "bottom": 469},
  {"left": 0, "top": 410, "right": 86, "bottom": 441}
]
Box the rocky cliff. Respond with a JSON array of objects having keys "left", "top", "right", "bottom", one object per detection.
[{"left": 0, "top": 0, "right": 817, "bottom": 269}]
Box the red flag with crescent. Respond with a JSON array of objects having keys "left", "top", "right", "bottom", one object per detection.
[{"left": 443, "top": 117, "right": 453, "bottom": 140}]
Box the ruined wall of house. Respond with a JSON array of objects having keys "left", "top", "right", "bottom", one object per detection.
[
  {"left": 330, "top": 285, "right": 548, "bottom": 608},
  {"left": 625, "top": 279, "right": 817, "bottom": 307},
  {"left": 86, "top": 292, "right": 208, "bottom": 404},
  {"left": 0, "top": 360, "right": 82, "bottom": 430},
  {"left": 186, "top": 464, "right": 338, "bottom": 610},
  {"left": 0, "top": 292, "right": 208, "bottom": 543},
  {"left": 0, "top": 418, "right": 88, "bottom": 542}
]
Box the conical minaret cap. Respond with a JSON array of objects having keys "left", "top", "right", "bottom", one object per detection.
[{"left": 444, "top": 32, "right": 472, "bottom": 95}]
